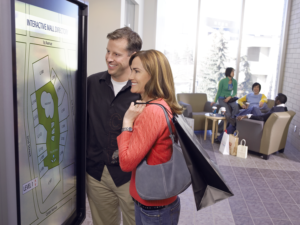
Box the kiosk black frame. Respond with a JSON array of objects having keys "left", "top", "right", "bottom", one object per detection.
[{"left": 10, "top": 0, "right": 87, "bottom": 224}]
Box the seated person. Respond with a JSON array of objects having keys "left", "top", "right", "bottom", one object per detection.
[
  {"left": 216, "top": 93, "right": 288, "bottom": 143},
  {"left": 237, "top": 93, "right": 288, "bottom": 122},
  {"left": 237, "top": 82, "right": 268, "bottom": 116}
]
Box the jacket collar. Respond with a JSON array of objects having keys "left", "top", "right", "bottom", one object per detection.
[{"left": 98, "top": 71, "right": 132, "bottom": 89}]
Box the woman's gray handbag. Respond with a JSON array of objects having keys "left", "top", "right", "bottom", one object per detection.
[{"left": 135, "top": 103, "right": 191, "bottom": 200}]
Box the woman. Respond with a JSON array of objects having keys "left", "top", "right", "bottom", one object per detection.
[
  {"left": 211, "top": 67, "right": 239, "bottom": 119},
  {"left": 238, "top": 82, "right": 268, "bottom": 110},
  {"left": 117, "top": 50, "right": 183, "bottom": 225}
]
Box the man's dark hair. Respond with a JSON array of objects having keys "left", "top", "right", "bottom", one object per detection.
[
  {"left": 277, "top": 93, "right": 287, "bottom": 104},
  {"left": 225, "top": 67, "right": 234, "bottom": 77},
  {"left": 107, "top": 27, "right": 142, "bottom": 55},
  {"left": 252, "top": 82, "right": 261, "bottom": 91}
]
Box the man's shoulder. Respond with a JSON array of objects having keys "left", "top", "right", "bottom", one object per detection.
[{"left": 88, "top": 71, "right": 108, "bottom": 82}]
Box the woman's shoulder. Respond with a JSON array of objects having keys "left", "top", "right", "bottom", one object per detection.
[{"left": 144, "top": 99, "right": 170, "bottom": 115}]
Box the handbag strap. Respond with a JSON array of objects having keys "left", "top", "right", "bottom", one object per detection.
[{"left": 135, "top": 101, "right": 175, "bottom": 143}]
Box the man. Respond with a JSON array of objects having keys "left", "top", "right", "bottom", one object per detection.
[
  {"left": 237, "top": 93, "right": 288, "bottom": 122},
  {"left": 86, "top": 27, "right": 142, "bottom": 225}
]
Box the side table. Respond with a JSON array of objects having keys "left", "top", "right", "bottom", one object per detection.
[{"left": 204, "top": 113, "right": 227, "bottom": 144}]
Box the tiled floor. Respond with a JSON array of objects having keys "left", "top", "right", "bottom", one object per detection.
[{"left": 82, "top": 131, "right": 300, "bottom": 225}]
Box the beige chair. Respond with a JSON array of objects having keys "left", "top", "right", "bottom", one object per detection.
[
  {"left": 236, "top": 111, "right": 296, "bottom": 160},
  {"left": 177, "top": 93, "right": 220, "bottom": 131}
]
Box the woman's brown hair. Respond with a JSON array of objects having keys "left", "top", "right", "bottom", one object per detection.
[{"left": 129, "top": 50, "right": 183, "bottom": 115}]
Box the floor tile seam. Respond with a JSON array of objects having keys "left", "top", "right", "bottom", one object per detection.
[
  {"left": 278, "top": 203, "right": 299, "bottom": 224},
  {"left": 258, "top": 170, "right": 282, "bottom": 204},
  {"left": 215, "top": 199, "right": 235, "bottom": 225},
  {"left": 277, "top": 176, "right": 300, "bottom": 192},
  {"left": 231, "top": 164, "right": 256, "bottom": 225},
  {"left": 261, "top": 175, "right": 294, "bottom": 224},
  {"left": 235, "top": 165, "right": 278, "bottom": 224},
  {"left": 211, "top": 141, "right": 233, "bottom": 225},
  {"left": 288, "top": 190, "right": 300, "bottom": 205},
  {"left": 272, "top": 187, "right": 298, "bottom": 205},
  {"left": 247, "top": 181, "right": 275, "bottom": 224}
]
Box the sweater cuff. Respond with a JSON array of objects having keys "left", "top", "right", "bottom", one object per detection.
[{"left": 117, "top": 131, "right": 133, "bottom": 143}]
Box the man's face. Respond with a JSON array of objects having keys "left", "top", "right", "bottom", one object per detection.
[
  {"left": 274, "top": 96, "right": 280, "bottom": 106},
  {"left": 105, "top": 39, "right": 132, "bottom": 80}
]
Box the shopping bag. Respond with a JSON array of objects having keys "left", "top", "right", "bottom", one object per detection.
[
  {"left": 173, "top": 115, "right": 234, "bottom": 211},
  {"left": 184, "top": 117, "right": 194, "bottom": 131},
  {"left": 229, "top": 130, "right": 239, "bottom": 156},
  {"left": 236, "top": 139, "right": 248, "bottom": 159},
  {"left": 219, "top": 131, "right": 230, "bottom": 155}
]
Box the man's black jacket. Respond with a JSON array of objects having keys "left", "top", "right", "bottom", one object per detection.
[{"left": 86, "top": 71, "right": 140, "bottom": 187}]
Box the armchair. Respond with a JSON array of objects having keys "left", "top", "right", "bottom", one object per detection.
[
  {"left": 177, "top": 93, "right": 220, "bottom": 131},
  {"left": 236, "top": 111, "right": 296, "bottom": 160}
]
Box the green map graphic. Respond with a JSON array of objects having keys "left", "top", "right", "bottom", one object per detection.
[{"left": 35, "top": 81, "right": 60, "bottom": 169}]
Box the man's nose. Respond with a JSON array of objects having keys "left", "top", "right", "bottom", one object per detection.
[{"left": 106, "top": 53, "right": 113, "bottom": 61}]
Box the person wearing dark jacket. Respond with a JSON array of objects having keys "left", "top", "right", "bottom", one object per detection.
[
  {"left": 237, "top": 93, "right": 288, "bottom": 122},
  {"left": 86, "top": 27, "right": 142, "bottom": 225},
  {"left": 216, "top": 93, "right": 288, "bottom": 143}
]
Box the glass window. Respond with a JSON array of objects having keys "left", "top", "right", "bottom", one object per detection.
[
  {"left": 125, "top": 0, "right": 135, "bottom": 30},
  {"left": 156, "top": 0, "right": 288, "bottom": 100},
  {"left": 195, "top": 0, "right": 242, "bottom": 101},
  {"left": 156, "top": 0, "right": 199, "bottom": 94},
  {"left": 237, "top": 0, "right": 286, "bottom": 99}
]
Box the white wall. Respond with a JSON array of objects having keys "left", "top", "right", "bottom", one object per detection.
[
  {"left": 142, "top": 0, "right": 157, "bottom": 50},
  {"left": 87, "top": 0, "right": 122, "bottom": 75},
  {"left": 87, "top": 0, "right": 146, "bottom": 76}
]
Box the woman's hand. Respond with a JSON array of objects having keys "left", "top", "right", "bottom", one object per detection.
[
  {"left": 241, "top": 104, "right": 246, "bottom": 109},
  {"left": 210, "top": 102, "right": 215, "bottom": 106},
  {"left": 123, "top": 101, "right": 146, "bottom": 127},
  {"left": 224, "top": 96, "right": 231, "bottom": 103},
  {"left": 259, "top": 102, "right": 264, "bottom": 108}
]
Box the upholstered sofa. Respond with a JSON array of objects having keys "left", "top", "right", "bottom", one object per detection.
[{"left": 177, "top": 93, "right": 220, "bottom": 131}]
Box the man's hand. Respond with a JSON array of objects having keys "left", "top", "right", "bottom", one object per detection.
[
  {"left": 224, "top": 96, "right": 231, "bottom": 103},
  {"left": 210, "top": 102, "right": 215, "bottom": 106},
  {"left": 259, "top": 101, "right": 264, "bottom": 108},
  {"left": 237, "top": 115, "right": 247, "bottom": 121},
  {"left": 241, "top": 104, "right": 246, "bottom": 109}
]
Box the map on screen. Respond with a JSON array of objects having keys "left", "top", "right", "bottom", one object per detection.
[{"left": 15, "top": 1, "right": 78, "bottom": 224}]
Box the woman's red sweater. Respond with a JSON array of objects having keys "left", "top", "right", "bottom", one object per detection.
[{"left": 117, "top": 99, "right": 177, "bottom": 206}]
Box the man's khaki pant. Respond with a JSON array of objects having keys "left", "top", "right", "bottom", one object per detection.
[{"left": 86, "top": 166, "right": 135, "bottom": 225}]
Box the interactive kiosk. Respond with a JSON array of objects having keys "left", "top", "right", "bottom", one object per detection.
[{"left": 0, "top": 0, "right": 88, "bottom": 224}]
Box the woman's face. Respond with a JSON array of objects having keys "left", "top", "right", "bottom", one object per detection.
[
  {"left": 253, "top": 85, "right": 260, "bottom": 95},
  {"left": 129, "top": 57, "right": 151, "bottom": 97},
  {"left": 230, "top": 70, "right": 235, "bottom": 78}
]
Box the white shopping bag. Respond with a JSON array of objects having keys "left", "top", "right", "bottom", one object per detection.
[
  {"left": 219, "top": 132, "right": 230, "bottom": 155},
  {"left": 236, "top": 139, "right": 248, "bottom": 159}
]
